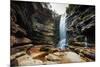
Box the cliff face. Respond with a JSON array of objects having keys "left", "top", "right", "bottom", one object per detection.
[
  {"left": 66, "top": 4, "right": 95, "bottom": 47},
  {"left": 11, "top": 1, "right": 56, "bottom": 48}
]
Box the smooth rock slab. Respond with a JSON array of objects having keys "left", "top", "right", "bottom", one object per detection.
[
  {"left": 62, "top": 52, "right": 82, "bottom": 63},
  {"left": 44, "top": 61, "right": 58, "bottom": 65},
  {"left": 16, "top": 55, "right": 43, "bottom": 66}
]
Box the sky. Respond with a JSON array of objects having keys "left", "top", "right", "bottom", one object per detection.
[{"left": 50, "top": 3, "right": 69, "bottom": 15}]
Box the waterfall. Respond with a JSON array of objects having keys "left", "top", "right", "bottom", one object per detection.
[{"left": 58, "top": 13, "right": 68, "bottom": 49}]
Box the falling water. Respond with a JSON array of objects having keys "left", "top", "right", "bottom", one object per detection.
[{"left": 58, "top": 13, "right": 68, "bottom": 49}]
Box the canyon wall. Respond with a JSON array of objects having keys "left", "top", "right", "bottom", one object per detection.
[
  {"left": 11, "top": 1, "right": 56, "bottom": 48},
  {"left": 66, "top": 4, "right": 95, "bottom": 47}
]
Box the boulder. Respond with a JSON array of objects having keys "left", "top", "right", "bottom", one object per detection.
[
  {"left": 27, "top": 47, "right": 40, "bottom": 55},
  {"left": 45, "top": 54, "right": 61, "bottom": 61},
  {"left": 27, "top": 47, "right": 48, "bottom": 60},
  {"left": 11, "top": 51, "right": 26, "bottom": 60},
  {"left": 31, "top": 52, "right": 47, "bottom": 59},
  {"left": 61, "top": 52, "right": 82, "bottom": 63},
  {"left": 53, "top": 52, "right": 64, "bottom": 56}
]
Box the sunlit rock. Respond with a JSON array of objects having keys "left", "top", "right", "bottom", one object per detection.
[
  {"left": 45, "top": 54, "right": 61, "bottom": 61},
  {"left": 44, "top": 61, "right": 58, "bottom": 64},
  {"left": 16, "top": 55, "right": 43, "bottom": 66},
  {"left": 62, "top": 52, "right": 82, "bottom": 63}
]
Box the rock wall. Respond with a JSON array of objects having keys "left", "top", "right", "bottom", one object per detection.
[
  {"left": 11, "top": 1, "right": 56, "bottom": 48},
  {"left": 66, "top": 4, "right": 95, "bottom": 47},
  {"left": 54, "top": 15, "right": 61, "bottom": 47}
]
